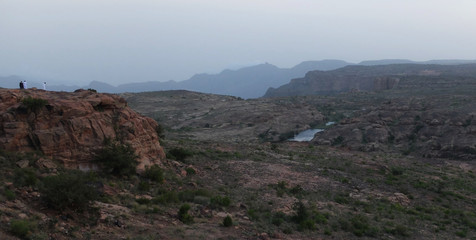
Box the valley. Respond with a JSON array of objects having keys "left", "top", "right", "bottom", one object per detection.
[{"left": 0, "top": 63, "right": 475, "bottom": 239}]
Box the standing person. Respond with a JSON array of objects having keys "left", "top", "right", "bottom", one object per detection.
[
  {"left": 23, "top": 81, "right": 27, "bottom": 89},
  {"left": 43, "top": 82, "right": 47, "bottom": 90},
  {"left": 19, "top": 81, "right": 24, "bottom": 89}
]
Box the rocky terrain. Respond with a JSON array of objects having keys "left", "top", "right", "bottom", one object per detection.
[
  {"left": 0, "top": 74, "right": 475, "bottom": 240},
  {"left": 0, "top": 88, "right": 165, "bottom": 170},
  {"left": 312, "top": 95, "right": 476, "bottom": 160},
  {"left": 122, "top": 90, "right": 325, "bottom": 142}
]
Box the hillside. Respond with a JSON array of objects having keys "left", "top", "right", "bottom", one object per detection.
[
  {"left": 0, "top": 72, "right": 475, "bottom": 239},
  {"left": 263, "top": 63, "right": 476, "bottom": 97},
  {"left": 119, "top": 86, "right": 476, "bottom": 239}
]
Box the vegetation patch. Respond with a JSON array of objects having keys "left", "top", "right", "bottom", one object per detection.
[
  {"left": 95, "top": 139, "right": 138, "bottom": 176},
  {"left": 40, "top": 170, "right": 99, "bottom": 211},
  {"left": 21, "top": 96, "right": 48, "bottom": 113}
]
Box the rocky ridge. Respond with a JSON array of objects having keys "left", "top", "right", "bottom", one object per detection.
[
  {"left": 0, "top": 88, "right": 165, "bottom": 170},
  {"left": 264, "top": 64, "right": 476, "bottom": 97}
]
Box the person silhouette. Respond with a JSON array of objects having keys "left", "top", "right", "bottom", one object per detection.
[
  {"left": 43, "top": 82, "right": 47, "bottom": 90},
  {"left": 19, "top": 81, "right": 24, "bottom": 89}
]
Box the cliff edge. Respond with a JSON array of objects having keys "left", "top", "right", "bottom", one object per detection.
[{"left": 0, "top": 88, "right": 165, "bottom": 170}]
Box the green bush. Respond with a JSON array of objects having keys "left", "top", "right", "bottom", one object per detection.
[
  {"left": 14, "top": 168, "right": 38, "bottom": 187},
  {"left": 272, "top": 212, "right": 287, "bottom": 226},
  {"left": 167, "top": 148, "right": 193, "bottom": 162},
  {"left": 185, "top": 167, "right": 196, "bottom": 175},
  {"left": 10, "top": 219, "right": 32, "bottom": 238},
  {"left": 332, "top": 136, "right": 344, "bottom": 146},
  {"left": 178, "top": 189, "right": 212, "bottom": 202},
  {"left": 4, "top": 189, "right": 16, "bottom": 200},
  {"left": 21, "top": 96, "right": 48, "bottom": 113},
  {"left": 40, "top": 170, "right": 98, "bottom": 211},
  {"left": 137, "top": 181, "right": 150, "bottom": 192},
  {"left": 136, "top": 198, "right": 151, "bottom": 205},
  {"left": 178, "top": 204, "right": 194, "bottom": 224},
  {"left": 144, "top": 165, "right": 164, "bottom": 183},
  {"left": 223, "top": 215, "right": 233, "bottom": 227},
  {"left": 95, "top": 139, "right": 138, "bottom": 176},
  {"left": 152, "top": 190, "right": 179, "bottom": 204},
  {"left": 210, "top": 195, "right": 231, "bottom": 208}
]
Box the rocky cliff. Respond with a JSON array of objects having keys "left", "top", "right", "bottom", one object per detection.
[
  {"left": 0, "top": 88, "right": 165, "bottom": 170},
  {"left": 264, "top": 64, "right": 476, "bottom": 97}
]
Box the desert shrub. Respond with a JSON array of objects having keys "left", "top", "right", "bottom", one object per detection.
[
  {"left": 299, "top": 219, "right": 316, "bottom": 231},
  {"left": 136, "top": 198, "right": 151, "bottom": 205},
  {"left": 10, "top": 219, "right": 32, "bottom": 238},
  {"left": 21, "top": 96, "right": 48, "bottom": 113},
  {"left": 210, "top": 195, "right": 231, "bottom": 208},
  {"left": 14, "top": 168, "right": 38, "bottom": 187},
  {"left": 349, "top": 214, "right": 378, "bottom": 237},
  {"left": 193, "top": 196, "right": 210, "bottom": 205},
  {"left": 4, "top": 188, "right": 16, "bottom": 200},
  {"left": 293, "top": 201, "right": 309, "bottom": 224},
  {"left": 272, "top": 212, "right": 287, "bottom": 226},
  {"left": 40, "top": 170, "right": 98, "bottom": 211},
  {"left": 95, "top": 139, "right": 138, "bottom": 176},
  {"left": 332, "top": 136, "right": 344, "bottom": 145},
  {"left": 292, "top": 202, "right": 329, "bottom": 231},
  {"left": 185, "top": 167, "right": 196, "bottom": 175},
  {"left": 178, "top": 189, "right": 211, "bottom": 202},
  {"left": 167, "top": 148, "right": 193, "bottom": 162},
  {"left": 390, "top": 166, "right": 405, "bottom": 176},
  {"left": 178, "top": 204, "right": 193, "bottom": 224},
  {"left": 143, "top": 165, "right": 164, "bottom": 183},
  {"left": 290, "top": 185, "right": 304, "bottom": 196},
  {"left": 156, "top": 124, "right": 165, "bottom": 139},
  {"left": 223, "top": 215, "right": 233, "bottom": 227},
  {"left": 87, "top": 88, "right": 97, "bottom": 93},
  {"left": 137, "top": 181, "right": 150, "bottom": 192},
  {"left": 152, "top": 190, "right": 179, "bottom": 204},
  {"left": 247, "top": 209, "right": 259, "bottom": 221},
  {"left": 385, "top": 224, "right": 410, "bottom": 236}
]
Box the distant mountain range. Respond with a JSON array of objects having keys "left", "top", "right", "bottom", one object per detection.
[{"left": 2, "top": 59, "right": 476, "bottom": 98}]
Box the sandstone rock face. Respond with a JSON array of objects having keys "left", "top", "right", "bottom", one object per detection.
[{"left": 0, "top": 89, "right": 165, "bottom": 170}]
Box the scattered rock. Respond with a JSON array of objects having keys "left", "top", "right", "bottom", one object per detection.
[{"left": 16, "top": 160, "right": 29, "bottom": 168}]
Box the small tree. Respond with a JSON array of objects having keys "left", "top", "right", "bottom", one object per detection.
[
  {"left": 144, "top": 165, "right": 164, "bottom": 182},
  {"left": 40, "top": 170, "right": 98, "bottom": 211},
  {"left": 178, "top": 204, "right": 194, "bottom": 224},
  {"left": 95, "top": 139, "right": 138, "bottom": 176}
]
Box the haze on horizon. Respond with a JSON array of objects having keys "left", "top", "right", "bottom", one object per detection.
[{"left": 1, "top": 0, "right": 476, "bottom": 86}]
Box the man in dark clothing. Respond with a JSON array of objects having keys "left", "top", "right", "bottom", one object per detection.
[{"left": 19, "top": 81, "right": 24, "bottom": 89}]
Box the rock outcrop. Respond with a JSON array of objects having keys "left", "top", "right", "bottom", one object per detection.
[
  {"left": 264, "top": 64, "right": 476, "bottom": 97},
  {"left": 0, "top": 88, "right": 165, "bottom": 170}
]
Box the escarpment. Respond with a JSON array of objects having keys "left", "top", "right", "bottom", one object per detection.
[{"left": 0, "top": 88, "right": 165, "bottom": 170}]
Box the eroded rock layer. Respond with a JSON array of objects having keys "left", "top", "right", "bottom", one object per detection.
[{"left": 0, "top": 88, "right": 165, "bottom": 170}]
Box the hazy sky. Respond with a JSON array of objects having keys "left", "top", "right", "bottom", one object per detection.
[{"left": 1, "top": 0, "right": 476, "bottom": 85}]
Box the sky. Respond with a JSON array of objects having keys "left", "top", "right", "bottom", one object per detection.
[{"left": 1, "top": 0, "right": 476, "bottom": 86}]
